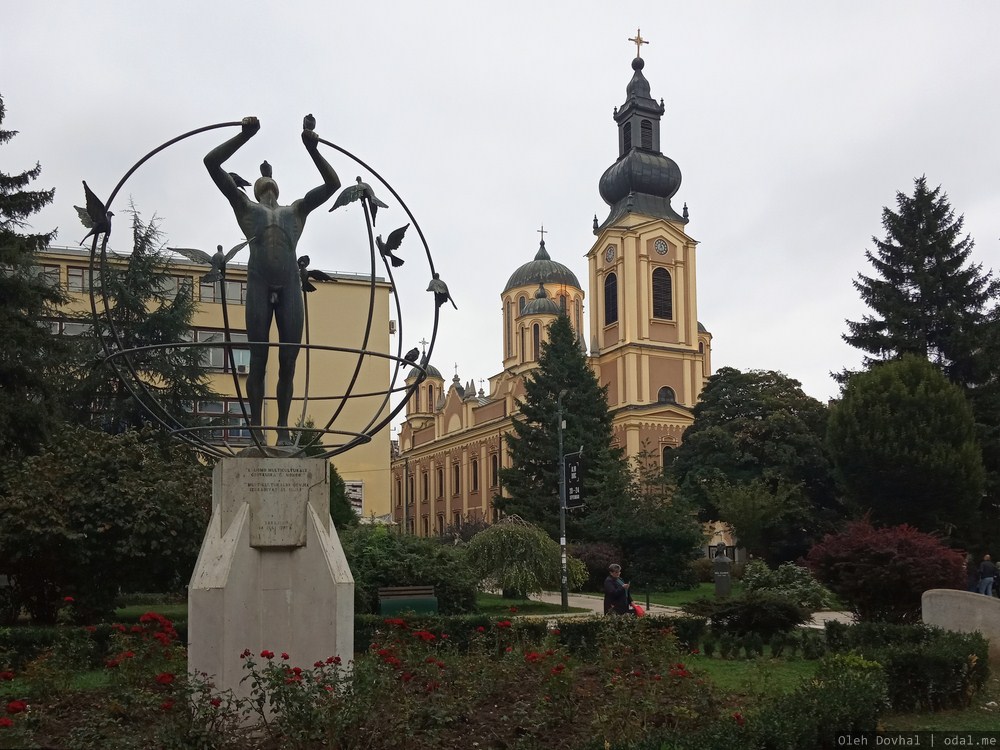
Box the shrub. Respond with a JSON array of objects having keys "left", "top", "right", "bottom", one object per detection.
[
  {"left": 806, "top": 518, "right": 965, "bottom": 623},
  {"left": 682, "top": 591, "right": 809, "bottom": 638},
  {"left": 570, "top": 541, "right": 624, "bottom": 590},
  {"left": 339, "top": 525, "right": 478, "bottom": 615},
  {"left": 741, "top": 559, "right": 835, "bottom": 611},
  {"left": 823, "top": 621, "right": 989, "bottom": 712}
]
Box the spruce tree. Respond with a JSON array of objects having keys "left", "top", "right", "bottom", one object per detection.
[
  {"left": 0, "top": 94, "right": 67, "bottom": 461},
  {"left": 67, "top": 206, "right": 216, "bottom": 432},
  {"left": 841, "top": 176, "right": 1000, "bottom": 386},
  {"left": 496, "top": 314, "right": 628, "bottom": 541}
]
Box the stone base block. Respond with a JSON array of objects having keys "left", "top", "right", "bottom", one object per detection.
[
  {"left": 188, "top": 457, "right": 354, "bottom": 698},
  {"left": 922, "top": 588, "right": 1000, "bottom": 662}
]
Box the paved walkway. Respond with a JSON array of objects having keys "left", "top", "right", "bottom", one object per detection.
[{"left": 530, "top": 590, "right": 853, "bottom": 629}]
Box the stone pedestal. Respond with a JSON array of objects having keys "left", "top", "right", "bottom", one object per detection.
[{"left": 188, "top": 457, "right": 354, "bottom": 697}]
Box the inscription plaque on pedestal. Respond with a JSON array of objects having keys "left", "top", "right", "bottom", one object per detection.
[{"left": 240, "top": 463, "right": 317, "bottom": 547}]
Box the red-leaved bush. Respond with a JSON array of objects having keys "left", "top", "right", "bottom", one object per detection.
[{"left": 805, "top": 518, "right": 965, "bottom": 623}]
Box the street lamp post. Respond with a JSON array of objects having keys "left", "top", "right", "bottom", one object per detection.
[{"left": 557, "top": 389, "right": 569, "bottom": 611}]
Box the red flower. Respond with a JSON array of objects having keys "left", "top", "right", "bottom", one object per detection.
[
  {"left": 425, "top": 680, "right": 440, "bottom": 692},
  {"left": 281, "top": 652, "right": 289, "bottom": 660},
  {"left": 105, "top": 659, "right": 120, "bottom": 668},
  {"left": 155, "top": 673, "right": 175, "bottom": 685},
  {"left": 112, "top": 624, "right": 127, "bottom": 633},
  {"left": 690, "top": 648, "right": 700, "bottom": 655},
  {"left": 550, "top": 664, "right": 565, "bottom": 675},
  {"left": 292, "top": 667, "right": 302, "bottom": 675},
  {"left": 412, "top": 630, "right": 436, "bottom": 642},
  {"left": 401, "top": 672, "right": 414, "bottom": 682},
  {"left": 130, "top": 625, "right": 143, "bottom": 633},
  {"left": 314, "top": 661, "right": 324, "bottom": 668},
  {"left": 476, "top": 626, "right": 485, "bottom": 633},
  {"left": 63, "top": 596, "right": 74, "bottom": 603},
  {"left": 0, "top": 717, "right": 13, "bottom": 728},
  {"left": 733, "top": 712, "right": 746, "bottom": 727},
  {"left": 509, "top": 606, "right": 518, "bottom": 613},
  {"left": 209, "top": 698, "right": 222, "bottom": 708},
  {"left": 6, "top": 700, "right": 27, "bottom": 714},
  {"left": 550, "top": 628, "right": 560, "bottom": 635},
  {"left": 84, "top": 626, "right": 97, "bottom": 633},
  {"left": 496, "top": 620, "right": 512, "bottom": 629},
  {"left": 0, "top": 672, "right": 13, "bottom": 682},
  {"left": 161, "top": 700, "right": 174, "bottom": 711},
  {"left": 326, "top": 655, "right": 342, "bottom": 665},
  {"left": 240, "top": 648, "right": 252, "bottom": 659},
  {"left": 260, "top": 650, "right": 275, "bottom": 659},
  {"left": 525, "top": 651, "right": 543, "bottom": 663}
]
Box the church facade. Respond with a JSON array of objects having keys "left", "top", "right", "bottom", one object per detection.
[{"left": 391, "top": 51, "right": 712, "bottom": 536}]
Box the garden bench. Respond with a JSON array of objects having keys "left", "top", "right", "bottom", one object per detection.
[{"left": 378, "top": 585, "right": 438, "bottom": 616}]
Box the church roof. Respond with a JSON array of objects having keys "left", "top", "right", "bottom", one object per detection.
[
  {"left": 503, "top": 239, "right": 581, "bottom": 294},
  {"left": 521, "top": 283, "right": 561, "bottom": 317}
]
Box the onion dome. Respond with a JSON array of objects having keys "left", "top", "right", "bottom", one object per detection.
[
  {"left": 596, "top": 57, "right": 685, "bottom": 233},
  {"left": 503, "top": 239, "right": 581, "bottom": 294},
  {"left": 521, "top": 283, "right": 561, "bottom": 317},
  {"left": 404, "top": 358, "right": 442, "bottom": 382}
]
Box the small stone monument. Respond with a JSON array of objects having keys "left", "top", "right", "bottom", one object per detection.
[{"left": 712, "top": 542, "right": 733, "bottom": 598}]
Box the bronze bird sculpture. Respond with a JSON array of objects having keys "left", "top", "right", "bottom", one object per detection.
[
  {"left": 303, "top": 113, "right": 316, "bottom": 131},
  {"left": 74, "top": 181, "right": 113, "bottom": 245},
  {"left": 329, "top": 176, "right": 389, "bottom": 224},
  {"left": 228, "top": 172, "right": 252, "bottom": 191},
  {"left": 296, "top": 255, "right": 335, "bottom": 292},
  {"left": 167, "top": 238, "right": 253, "bottom": 283},
  {"left": 401, "top": 347, "right": 420, "bottom": 367},
  {"left": 375, "top": 223, "right": 409, "bottom": 268},
  {"left": 427, "top": 272, "right": 457, "bottom": 310}
]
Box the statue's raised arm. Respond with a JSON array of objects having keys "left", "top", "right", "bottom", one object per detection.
[
  {"left": 204, "top": 116, "right": 260, "bottom": 206},
  {"left": 298, "top": 119, "right": 341, "bottom": 214}
]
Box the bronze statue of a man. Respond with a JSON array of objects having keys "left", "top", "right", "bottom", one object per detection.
[{"left": 205, "top": 116, "right": 341, "bottom": 444}]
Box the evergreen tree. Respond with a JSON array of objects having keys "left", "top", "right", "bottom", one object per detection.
[
  {"left": 827, "top": 355, "right": 984, "bottom": 544},
  {"left": 841, "top": 176, "right": 1000, "bottom": 386},
  {"left": 496, "top": 314, "right": 628, "bottom": 541},
  {"left": 669, "top": 367, "right": 840, "bottom": 562},
  {"left": 67, "top": 206, "right": 216, "bottom": 432},
  {"left": 0, "top": 94, "right": 68, "bottom": 461}
]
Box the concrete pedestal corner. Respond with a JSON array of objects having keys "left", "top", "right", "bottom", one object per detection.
[{"left": 188, "top": 457, "right": 354, "bottom": 697}]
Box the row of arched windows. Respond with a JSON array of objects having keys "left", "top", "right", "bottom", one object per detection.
[
  {"left": 603, "top": 268, "right": 673, "bottom": 326},
  {"left": 395, "top": 453, "right": 502, "bottom": 507}
]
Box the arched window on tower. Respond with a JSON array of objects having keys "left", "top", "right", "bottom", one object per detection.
[
  {"left": 414, "top": 388, "right": 420, "bottom": 413},
  {"left": 518, "top": 295, "right": 526, "bottom": 314},
  {"left": 471, "top": 458, "right": 479, "bottom": 492},
  {"left": 622, "top": 122, "right": 632, "bottom": 153},
  {"left": 604, "top": 273, "right": 618, "bottom": 325},
  {"left": 652, "top": 268, "right": 673, "bottom": 320},
  {"left": 640, "top": 119, "right": 653, "bottom": 149},
  {"left": 532, "top": 323, "right": 540, "bottom": 360},
  {"left": 505, "top": 301, "right": 512, "bottom": 356},
  {"left": 662, "top": 444, "right": 674, "bottom": 467},
  {"left": 559, "top": 294, "right": 567, "bottom": 314},
  {"left": 658, "top": 386, "right": 676, "bottom": 404},
  {"left": 427, "top": 384, "right": 434, "bottom": 411},
  {"left": 490, "top": 453, "right": 499, "bottom": 487}
]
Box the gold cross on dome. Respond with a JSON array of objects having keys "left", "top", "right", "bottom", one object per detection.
[{"left": 628, "top": 28, "right": 648, "bottom": 58}]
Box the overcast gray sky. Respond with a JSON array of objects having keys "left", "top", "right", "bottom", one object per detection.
[{"left": 5, "top": 1, "right": 1000, "bottom": 406}]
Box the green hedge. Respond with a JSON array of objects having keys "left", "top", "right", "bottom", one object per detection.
[{"left": 824, "top": 621, "right": 989, "bottom": 712}]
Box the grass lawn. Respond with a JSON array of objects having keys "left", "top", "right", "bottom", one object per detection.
[
  {"left": 690, "top": 653, "right": 817, "bottom": 695},
  {"left": 639, "top": 582, "right": 745, "bottom": 608}
]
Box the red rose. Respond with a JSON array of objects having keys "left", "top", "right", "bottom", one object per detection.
[
  {"left": 155, "top": 673, "right": 175, "bottom": 685},
  {"left": 733, "top": 712, "right": 746, "bottom": 727},
  {"left": 63, "top": 596, "right": 74, "bottom": 603},
  {"left": 6, "top": 700, "right": 27, "bottom": 714},
  {"left": 161, "top": 700, "right": 174, "bottom": 711},
  {"left": 0, "top": 672, "right": 13, "bottom": 682},
  {"left": 209, "top": 698, "right": 222, "bottom": 708},
  {"left": 84, "top": 626, "right": 97, "bottom": 633},
  {"left": 281, "top": 652, "right": 289, "bottom": 660},
  {"left": 0, "top": 717, "right": 13, "bottom": 728},
  {"left": 260, "top": 650, "right": 274, "bottom": 659}
]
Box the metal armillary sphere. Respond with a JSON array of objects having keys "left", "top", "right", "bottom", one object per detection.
[{"left": 84, "top": 117, "right": 443, "bottom": 460}]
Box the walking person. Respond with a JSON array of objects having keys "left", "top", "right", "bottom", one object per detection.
[
  {"left": 977, "top": 554, "right": 997, "bottom": 597},
  {"left": 603, "top": 563, "right": 630, "bottom": 615}
]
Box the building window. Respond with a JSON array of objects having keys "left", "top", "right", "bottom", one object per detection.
[
  {"left": 31, "top": 264, "right": 61, "bottom": 288},
  {"left": 699, "top": 342, "right": 705, "bottom": 354},
  {"left": 414, "top": 388, "right": 420, "bottom": 413},
  {"left": 162, "top": 275, "right": 194, "bottom": 299},
  {"left": 66, "top": 266, "right": 91, "bottom": 292},
  {"left": 559, "top": 294, "right": 567, "bottom": 314},
  {"left": 200, "top": 279, "right": 247, "bottom": 304},
  {"left": 453, "top": 511, "right": 462, "bottom": 528},
  {"left": 657, "top": 386, "right": 676, "bottom": 404},
  {"left": 623, "top": 122, "right": 632, "bottom": 152},
  {"left": 396, "top": 479, "right": 401, "bottom": 507},
  {"left": 436, "top": 467, "right": 444, "bottom": 499},
  {"left": 193, "top": 398, "right": 251, "bottom": 443},
  {"left": 604, "top": 273, "right": 618, "bottom": 325},
  {"left": 662, "top": 445, "right": 674, "bottom": 467},
  {"left": 490, "top": 453, "right": 499, "bottom": 487},
  {"left": 57, "top": 320, "right": 94, "bottom": 336},
  {"left": 532, "top": 323, "right": 540, "bottom": 361},
  {"left": 422, "top": 472, "right": 429, "bottom": 502},
  {"left": 652, "top": 268, "right": 673, "bottom": 320},
  {"left": 452, "top": 463, "right": 460, "bottom": 495},
  {"left": 422, "top": 516, "right": 429, "bottom": 537},
  {"left": 518, "top": 295, "right": 526, "bottom": 314},
  {"left": 427, "top": 385, "right": 434, "bottom": 411},
  {"left": 471, "top": 459, "right": 479, "bottom": 492},
  {"left": 505, "top": 301, "right": 513, "bottom": 356},
  {"left": 640, "top": 119, "right": 653, "bottom": 149},
  {"left": 195, "top": 330, "right": 249, "bottom": 371},
  {"left": 436, "top": 514, "right": 445, "bottom": 535}
]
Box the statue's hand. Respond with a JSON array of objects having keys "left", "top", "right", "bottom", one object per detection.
[
  {"left": 242, "top": 116, "right": 261, "bottom": 136},
  {"left": 302, "top": 129, "right": 320, "bottom": 149}
]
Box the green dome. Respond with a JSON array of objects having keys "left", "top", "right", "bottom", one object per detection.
[{"left": 503, "top": 239, "right": 581, "bottom": 294}]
